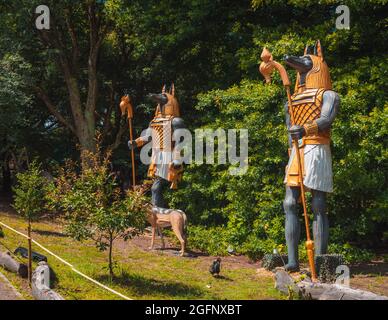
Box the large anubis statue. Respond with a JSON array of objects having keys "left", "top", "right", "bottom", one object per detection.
[
  {"left": 128, "top": 84, "right": 185, "bottom": 209},
  {"left": 283, "top": 41, "right": 340, "bottom": 271}
]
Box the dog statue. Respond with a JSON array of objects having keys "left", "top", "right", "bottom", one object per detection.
[{"left": 146, "top": 205, "right": 187, "bottom": 256}]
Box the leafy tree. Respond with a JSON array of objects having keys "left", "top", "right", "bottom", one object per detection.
[
  {"left": 13, "top": 160, "right": 49, "bottom": 222},
  {"left": 48, "top": 150, "right": 147, "bottom": 276}
]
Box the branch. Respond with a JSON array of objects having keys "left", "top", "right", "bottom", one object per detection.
[
  {"left": 101, "top": 82, "right": 116, "bottom": 138},
  {"left": 64, "top": 8, "right": 80, "bottom": 73},
  {"left": 85, "top": 2, "right": 101, "bottom": 114},
  {"left": 106, "top": 119, "right": 127, "bottom": 153},
  {"left": 35, "top": 13, "right": 84, "bottom": 132},
  {"left": 34, "top": 86, "right": 77, "bottom": 135}
]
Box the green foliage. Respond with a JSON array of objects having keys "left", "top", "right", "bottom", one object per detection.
[
  {"left": 1, "top": 0, "right": 387, "bottom": 264},
  {"left": 171, "top": 71, "right": 386, "bottom": 260},
  {"left": 328, "top": 243, "right": 375, "bottom": 264},
  {"left": 47, "top": 151, "right": 147, "bottom": 275},
  {"left": 169, "top": 81, "right": 288, "bottom": 256},
  {"left": 187, "top": 225, "right": 230, "bottom": 256},
  {"left": 167, "top": 1, "right": 388, "bottom": 262},
  {"left": 12, "top": 160, "right": 49, "bottom": 221}
]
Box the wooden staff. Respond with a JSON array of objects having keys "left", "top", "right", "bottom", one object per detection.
[
  {"left": 120, "top": 95, "right": 136, "bottom": 188},
  {"left": 259, "top": 47, "right": 317, "bottom": 281}
]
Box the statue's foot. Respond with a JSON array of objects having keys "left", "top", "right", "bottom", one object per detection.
[{"left": 284, "top": 263, "right": 300, "bottom": 272}]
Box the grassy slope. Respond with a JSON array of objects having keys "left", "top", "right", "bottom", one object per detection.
[{"left": 0, "top": 211, "right": 283, "bottom": 300}]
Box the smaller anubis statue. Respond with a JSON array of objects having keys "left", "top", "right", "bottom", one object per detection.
[
  {"left": 128, "top": 84, "right": 185, "bottom": 209},
  {"left": 283, "top": 41, "right": 340, "bottom": 271}
]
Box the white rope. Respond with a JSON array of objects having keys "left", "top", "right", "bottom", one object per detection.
[{"left": 0, "top": 220, "right": 132, "bottom": 300}]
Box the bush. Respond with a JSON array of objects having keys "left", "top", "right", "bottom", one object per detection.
[
  {"left": 169, "top": 75, "right": 387, "bottom": 263},
  {"left": 238, "top": 236, "right": 282, "bottom": 262},
  {"left": 13, "top": 160, "right": 50, "bottom": 221},
  {"left": 328, "top": 243, "right": 375, "bottom": 264},
  {"left": 187, "top": 225, "right": 230, "bottom": 256},
  {"left": 47, "top": 150, "right": 147, "bottom": 276}
]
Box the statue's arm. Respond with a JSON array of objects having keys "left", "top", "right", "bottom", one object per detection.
[
  {"left": 316, "top": 90, "right": 340, "bottom": 132},
  {"left": 135, "top": 126, "right": 152, "bottom": 146},
  {"left": 172, "top": 117, "right": 185, "bottom": 165},
  {"left": 129, "top": 126, "right": 152, "bottom": 150}
]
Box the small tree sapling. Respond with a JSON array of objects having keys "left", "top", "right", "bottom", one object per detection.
[{"left": 49, "top": 150, "right": 147, "bottom": 276}]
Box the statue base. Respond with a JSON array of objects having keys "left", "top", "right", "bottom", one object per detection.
[
  {"left": 262, "top": 253, "right": 345, "bottom": 283},
  {"left": 315, "top": 254, "right": 345, "bottom": 283},
  {"left": 262, "top": 254, "right": 288, "bottom": 271}
]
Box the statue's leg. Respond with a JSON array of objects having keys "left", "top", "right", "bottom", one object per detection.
[
  {"left": 283, "top": 186, "right": 301, "bottom": 271},
  {"left": 151, "top": 177, "right": 169, "bottom": 208},
  {"left": 311, "top": 189, "right": 329, "bottom": 255}
]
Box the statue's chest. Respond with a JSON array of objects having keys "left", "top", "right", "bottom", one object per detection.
[
  {"left": 150, "top": 117, "right": 173, "bottom": 150},
  {"left": 291, "top": 88, "right": 325, "bottom": 126}
]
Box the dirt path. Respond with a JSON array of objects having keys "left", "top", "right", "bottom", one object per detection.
[{"left": 0, "top": 271, "right": 23, "bottom": 300}]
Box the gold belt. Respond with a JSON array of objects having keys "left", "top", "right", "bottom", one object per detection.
[{"left": 302, "top": 136, "right": 330, "bottom": 145}]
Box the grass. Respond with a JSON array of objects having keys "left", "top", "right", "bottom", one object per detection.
[{"left": 0, "top": 210, "right": 284, "bottom": 300}]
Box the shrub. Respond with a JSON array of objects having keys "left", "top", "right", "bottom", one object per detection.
[
  {"left": 328, "top": 243, "right": 375, "bottom": 264},
  {"left": 13, "top": 160, "right": 49, "bottom": 221},
  {"left": 169, "top": 76, "right": 387, "bottom": 263},
  {"left": 186, "top": 225, "right": 230, "bottom": 256},
  {"left": 47, "top": 150, "right": 147, "bottom": 276}
]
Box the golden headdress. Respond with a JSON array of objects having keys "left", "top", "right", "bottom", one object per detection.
[
  {"left": 155, "top": 83, "right": 180, "bottom": 117},
  {"left": 295, "top": 40, "right": 332, "bottom": 91}
]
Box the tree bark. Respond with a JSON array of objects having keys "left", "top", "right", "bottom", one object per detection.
[
  {"left": 35, "top": 2, "right": 109, "bottom": 161},
  {"left": 2, "top": 162, "right": 11, "bottom": 193},
  {"left": 108, "top": 235, "right": 114, "bottom": 277}
]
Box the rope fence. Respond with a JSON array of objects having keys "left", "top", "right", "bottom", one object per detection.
[{"left": 0, "top": 220, "right": 132, "bottom": 300}]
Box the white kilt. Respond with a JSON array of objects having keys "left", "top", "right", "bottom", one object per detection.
[
  {"left": 152, "top": 150, "right": 172, "bottom": 181},
  {"left": 284, "top": 143, "right": 333, "bottom": 193}
]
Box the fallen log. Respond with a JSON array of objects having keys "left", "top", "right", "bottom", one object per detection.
[
  {"left": 0, "top": 251, "right": 28, "bottom": 278},
  {"left": 14, "top": 246, "right": 47, "bottom": 262},
  {"left": 31, "top": 261, "right": 64, "bottom": 300},
  {"left": 275, "top": 269, "right": 388, "bottom": 300}
]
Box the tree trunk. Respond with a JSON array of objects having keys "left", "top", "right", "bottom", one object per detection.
[
  {"left": 36, "top": 3, "right": 104, "bottom": 162},
  {"left": 2, "top": 162, "right": 11, "bottom": 193},
  {"left": 108, "top": 236, "right": 114, "bottom": 277}
]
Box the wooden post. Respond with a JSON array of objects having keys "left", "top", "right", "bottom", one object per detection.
[
  {"left": 27, "top": 219, "right": 32, "bottom": 287},
  {"left": 128, "top": 118, "right": 136, "bottom": 188}
]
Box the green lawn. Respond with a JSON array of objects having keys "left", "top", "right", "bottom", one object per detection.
[{"left": 0, "top": 210, "right": 284, "bottom": 300}]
